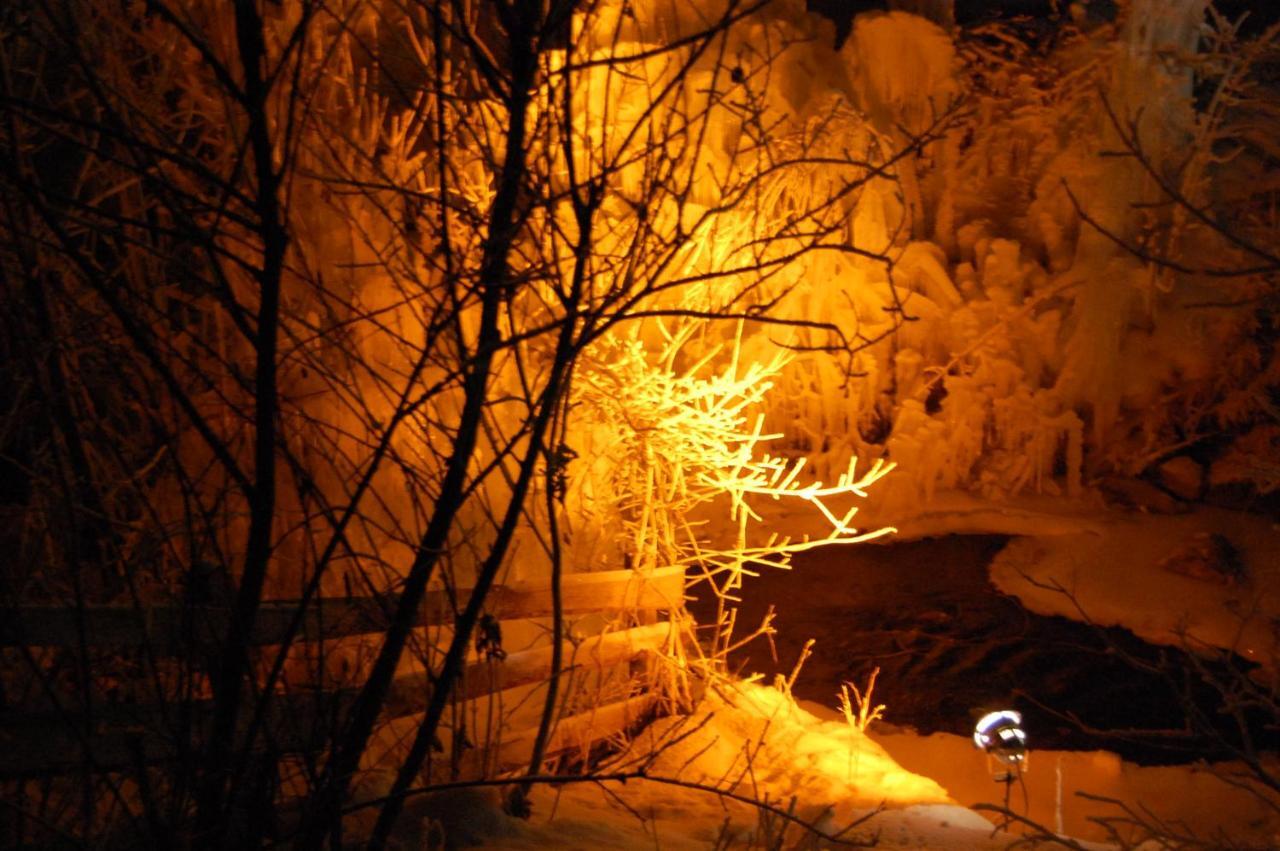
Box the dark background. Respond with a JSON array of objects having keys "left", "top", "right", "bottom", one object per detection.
[{"left": 809, "top": 0, "right": 1280, "bottom": 44}]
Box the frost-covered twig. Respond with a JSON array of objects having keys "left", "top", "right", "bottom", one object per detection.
[
  {"left": 838, "top": 667, "right": 886, "bottom": 733},
  {"left": 969, "top": 804, "right": 1091, "bottom": 850}
]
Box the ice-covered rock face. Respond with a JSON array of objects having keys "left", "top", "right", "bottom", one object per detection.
[
  {"left": 549, "top": 0, "right": 1277, "bottom": 527},
  {"left": 840, "top": 11, "right": 960, "bottom": 136}
]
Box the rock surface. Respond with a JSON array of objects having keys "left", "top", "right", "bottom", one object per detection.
[{"left": 1156, "top": 456, "right": 1205, "bottom": 501}]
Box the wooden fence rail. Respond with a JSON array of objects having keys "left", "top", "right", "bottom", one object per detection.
[
  {"left": 0, "top": 565, "right": 686, "bottom": 651},
  {"left": 0, "top": 566, "right": 686, "bottom": 780}
]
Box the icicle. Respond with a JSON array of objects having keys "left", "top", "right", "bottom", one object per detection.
[{"left": 1055, "top": 754, "right": 1064, "bottom": 836}]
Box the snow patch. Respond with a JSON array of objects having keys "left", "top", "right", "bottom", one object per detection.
[{"left": 990, "top": 507, "right": 1280, "bottom": 665}]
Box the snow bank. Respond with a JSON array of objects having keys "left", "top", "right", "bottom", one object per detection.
[
  {"left": 426, "top": 682, "right": 1023, "bottom": 849},
  {"left": 639, "top": 680, "right": 950, "bottom": 809},
  {"left": 989, "top": 507, "right": 1280, "bottom": 664}
]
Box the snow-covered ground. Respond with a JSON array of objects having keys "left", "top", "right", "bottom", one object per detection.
[
  {"left": 868, "top": 721, "right": 1280, "bottom": 848},
  {"left": 397, "top": 682, "right": 1022, "bottom": 849},
  {"left": 395, "top": 677, "right": 1277, "bottom": 848}
]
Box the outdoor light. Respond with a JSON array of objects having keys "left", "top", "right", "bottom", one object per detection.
[
  {"left": 975, "top": 709, "right": 1029, "bottom": 832},
  {"left": 973, "top": 709, "right": 1027, "bottom": 766}
]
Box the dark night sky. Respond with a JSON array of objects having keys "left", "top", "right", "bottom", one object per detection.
[{"left": 809, "top": 0, "right": 1280, "bottom": 45}]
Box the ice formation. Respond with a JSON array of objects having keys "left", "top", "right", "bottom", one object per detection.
[{"left": 675, "top": 1, "right": 1280, "bottom": 522}]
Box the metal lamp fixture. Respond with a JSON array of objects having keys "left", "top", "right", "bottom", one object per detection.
[{"left": 973, "top": 709, "right": 1027, "bottom": 766}]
